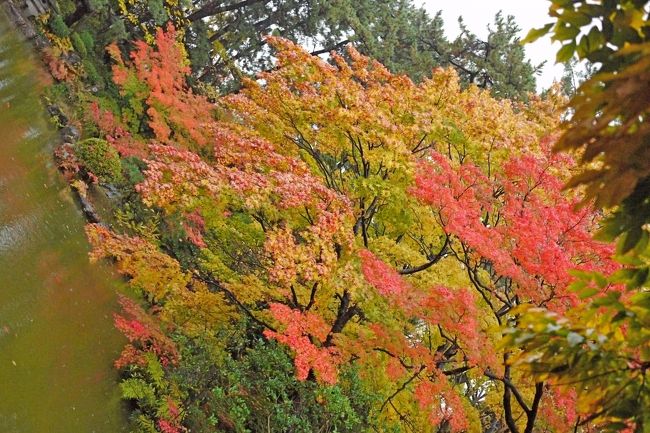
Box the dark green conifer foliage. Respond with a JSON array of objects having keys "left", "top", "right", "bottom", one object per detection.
[{"left": 186, "top": 0, "right": 539, "bottom": 98}]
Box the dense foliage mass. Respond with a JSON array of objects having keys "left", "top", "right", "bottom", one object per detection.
[
  {"left": 77, "top": 23, "right": 611, "bottom": 433},
  {"left": 33, "top": 0, "right": 650, "bottom": 432}
]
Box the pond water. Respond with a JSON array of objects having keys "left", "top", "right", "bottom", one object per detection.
[{"left": 0, "top": 11, "right": 128, "bottom": 433}]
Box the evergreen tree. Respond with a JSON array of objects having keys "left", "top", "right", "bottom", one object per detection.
[
  {"left": 443, "top": 12, "right": 542, "bottom": 99},
  {"left": 185, "top": 0, "right": 540, "bottom": 98}
]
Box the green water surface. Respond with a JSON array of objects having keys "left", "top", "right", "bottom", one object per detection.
[{"left": 0, "top": 11, "right": 128, "bottom": 433}]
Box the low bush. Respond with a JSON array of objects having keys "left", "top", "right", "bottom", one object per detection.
[{"left": 75, "top": 138, "right": 123, "bottom": 183}]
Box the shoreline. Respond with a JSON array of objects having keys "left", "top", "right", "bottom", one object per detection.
[
  {"left": 1, "top": 0, "right": 47, "bottom": 47},
  {"left": 1, "top": 0, "right": 105, "bottom": 226}
]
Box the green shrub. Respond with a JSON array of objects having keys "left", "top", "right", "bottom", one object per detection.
[
  {"left": 103, "top": 18, "right": 128, "bottom": 44},
  {"left": 86, "top": 0, "right": 108, "bottom": 12},
  {"left": 147, "top": 0, "right": 168, "bottom": 25},
  {"left": 75, "top": 138, "right": 123, "bottom": 183},
  {"left": 78, "top": 31, "right": 95, "bottom": 52},
  {"left": 82, "top": 60, "right": 102, "bottom": 85},
  {"left": 49, "top": 14, "right": 70, "bottom": 38},
  {"left": 70, "top": 33, "right": 87, "bottom": 57},
  {"left": 45, "top": 82, "right": 71, "bottom": 103},
  {"left": 177, "top": 339, "right": 375, "bottom": 433},
  {"left": 121, "top": 156, "right": 146, "bottom": 186},
  {"left": 56, "top": 0, "right": 76, "bottom": 17}
]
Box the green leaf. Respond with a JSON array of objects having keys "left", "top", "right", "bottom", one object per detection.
[
  {"left": 120, "top": 378, "right": 157, "bottom": 406},
  {"left": 592, "top": 291, "right": 622, "bottom": 308},
  {"left": 577, "top": 35, "right": 590, "bottom": 58},
  {"left": 587, "top": 26, "right": 605, "bottom": 51},
  {"left": 578, "top": 286, "right": 600, "bottom": 299},
  {"left": 134, "top": 414, "right": 158, "bottom": 433},
  {"left": 594, "top": 273, "right": 609, "bottom": 289},
  {"left": 631, "top": 291, "right": 650, "bottom": 309},
  {"left": 633, "top": 231, "right": 649, "bottom": 254},
  {"left": 568, "top": 269, "right": 593, "bottom": 279},
  {"left": 522, "top": 23, "right": 553, "bottom": 44},
  {"left": 145, "top": 353, "right": 165, "bottom": 388},
  {"left": 620, "top": 227, "right": 643, "bottom": 254},
  {"left": 577, "top": 3, "right": 605, "bottom": 18},
  {"left": 561, "top": 10, "right": 592, "bottom": 27},
  {"left": 554, "top": 24, "right": 580, "bottom": 41},
  {"left": 595, "top": 213, "right": 625, "bottom": 241},
  {"left": 631, "top": 267, "right": 650, "bottom": 289},
  {"left": 556, "top": 42, "right": 576, "bottom": 63}
]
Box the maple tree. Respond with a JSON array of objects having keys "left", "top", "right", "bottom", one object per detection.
[
  {"left": 79, "top": 24, "right": 624, "bottom": 433},
  {"left": 107, "top": 24, "right": 215, "bottom": 150}
]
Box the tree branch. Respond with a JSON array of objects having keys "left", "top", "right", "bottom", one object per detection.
[
  {"left": 309, "top": 39, "right": 351, "bottom": 56},
  {"left": 380, "top": 365, "right": 426, "bottom": 412},
  {"left": 399, "top": 235, "right": 449, "bottom": 275},
  {"left": 193, "top": 271, "right": 276, "bottom": 332},
  {"left": 524, "top": 382, "right": 544, "bottom": 433},
  {"left": 484, "top": 369, "right": 531, "bottom": 415},
  {"left": 189, "top": 0, "right": 267, "bottom": 22},
  {"left": 325, "top": 290, "right": 360, "bottom": 346}
]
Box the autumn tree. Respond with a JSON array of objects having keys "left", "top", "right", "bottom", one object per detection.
[{"left": 83, "top": 23, "right": 620, "bottom": 432}]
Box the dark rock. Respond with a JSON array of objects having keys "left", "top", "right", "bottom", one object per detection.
[
  {"left": 60, "top": 125, "right": 80, "bottom": 142},
  {"left": 46, "top": 104, "right": 68, "bottom": 126},
  {"left": 62, "top": 51, "right": 82, "bottom": 66},
  {"left": 100, "top": 183, "right": 121, "bottom": 199},
  {"left": 46, "top": 104, "right": 60, "bottom": 116},
  {"left": 76, "top": 190, "right": 101, "bottom": 223}
]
